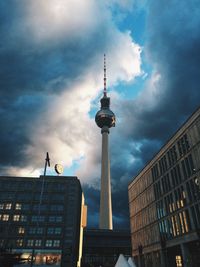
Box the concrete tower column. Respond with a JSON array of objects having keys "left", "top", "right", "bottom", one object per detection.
[
  {"left": 95, "top": 55, "right": 115, "bottom": 230},
  {"left": 99, "top": 126, "right": 113, "bottom": 229}
]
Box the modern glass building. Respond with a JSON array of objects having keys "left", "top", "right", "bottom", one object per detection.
[
  {"left": 128, "top": 107, "right": 200, "bottom": 267},
  {"left": 0, "top": 175, "right": 87, "bottom": 267}
]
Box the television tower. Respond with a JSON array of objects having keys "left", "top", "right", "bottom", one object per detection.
[{"left": 95, "top": 55, "right": 116, "bottom": 230}]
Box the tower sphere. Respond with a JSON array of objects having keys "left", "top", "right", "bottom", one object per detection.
[{"left": 95, "top": 107, "right": 115, "bottom": 128}]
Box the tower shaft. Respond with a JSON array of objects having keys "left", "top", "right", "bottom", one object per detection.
[{"left": 99, "top": 126, "right": 113, "bottom": 230}]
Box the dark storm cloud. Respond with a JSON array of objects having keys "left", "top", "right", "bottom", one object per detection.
[
  {"left": 0, "top": 1, "right": 107, "bottom": 170},
  {"left": 82, "top": 185, "right": 100, "bottom": 228},
  {"left": 120, "top": 0, "right": 200, "bottom": 143}
]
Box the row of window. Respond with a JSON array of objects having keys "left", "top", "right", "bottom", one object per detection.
[
  {"left": 177, "top": 134, "right": 190, "bottom": 157},
  {"left": 131, "top": 205, "right": 156, "bottom": 232},
  {"left": 14, "top": 239, "right": 61, "bottom": 248},
  {"left": 154, "top": 156, "right": 194, "bottom": 199},
  {"left": 0, "top": 214, "right": 63, "bottom": 222},
  {"left": 159, "top": 210, "right": 190, "bottom": 240},
  {"left": 0, "top": 193, "right": 65, "bottom": 202},
  {"left": 129, "top": 171, "right": 152, "bottom": 203},
  {"left": 186, "top": 178, "right": 200, "bottom": 202},
  {"left": 152, "top": 134, "right": 191, "bottom": 181},
  {"left": 156, "top": 186, "right": 186, "bottom": 219},
  {"left": 131, "top": 224, "right": 160, "bottom": 251},
  {"left": 15, "top": 227, "right": 62, "bottom": 235},
  {"left": 129, "top": 186, "right": 154, "bottom": 217},
  {"left": 0, "top": 180, "right": 70, "bottom": 191},
  {"left": 0, "top": 203, "right": 64, "bottom": 212}
]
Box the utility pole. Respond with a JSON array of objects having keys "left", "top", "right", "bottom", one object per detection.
[{"left": 30, "top": 152, "right": 50, "bottom": 267}]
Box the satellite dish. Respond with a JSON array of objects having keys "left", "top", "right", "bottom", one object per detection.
[{"left": 55, "top": 164, "right": 64, "bottom": 175}]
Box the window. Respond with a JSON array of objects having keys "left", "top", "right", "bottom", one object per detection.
[
  {"left": 31, "top": 216, "right": 44, "bottom": 222},
  {"left": 22, "top": 204, "right": 30, "bottom": 211},
  {"left": 29, "top": 227, "right": 36, "bottom": 234},
  {"left": 45, "top": 240, "right": 53, "bottom": 247},
  {"left": 5, "top": 203, "right": 12, "bottom": 210},
  {"left": 13, "top": 215, "right": 20, "bottom": 221},
  {"left": 0, "top": 204, "right": 3, "bottom": 210},
  {"left": 49, "top": 216, "right": 62, "bottom": 222},
  {"left": 37, "top": 227, "right": 43, "bottom": 234},
  {"left": 33, "top": 204, "right": 47, "bottom": 211},
  {"left": 53, "top": 240, "right": 60, "bottom": 247},
  {"left": 50, "top": 205, "right": 64, "bottom": 211},
  {"left": 47, "top": 228, "right": 54, "bottom": 234},
  {"left": 178, "top": 134, "right": 190, "bottom": 157},
  {"left": 47, "top": 227, "right": 62, "bottom": 235},
  {"left": 2, "top": 214, "right": 9, "bottom": 221},
  {"left": 29, "top": 227, "right": 43, "bottom": 234},
  {"left": 176, "top": 255, "right": 183, "bottom": 267},
  {"left": 35, "top": 240, "right": 42, "bottom": 247},
  {"left": 16, "top": 239, "right": 23, "bottom": 247},
  {"left": 55, "top": 228, "right": 62, "bottom": 234},
  {"left": 15, "top": 203, "right": 22, "bottom": 210},
  {"left": 27, "top": 239, "right": 34, "bottom": 247},
  {"left": 21, "top": 215, "right": 27, "bottom": 222},
  {"left": 18, "top": 227, "right": 25, "bottom": 234},
  {"left": 56, "top": 216, "right": 62, "bottom": 222},
  {"left": 49, "top": 216, "right": 55, "bottom": 222}
]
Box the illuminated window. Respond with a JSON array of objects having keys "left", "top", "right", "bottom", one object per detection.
[
  {"left": 27, "top": 239, "right": 34, "bottom": 247},
  {"left": 53, "top": 240, "right": 60, "bottom": 247},
  {"left": 171, "top": 217, "right": 176, "bottom": 237},
  {"left": 35, "top": 240, "right": 42, "bottom": 247},
  {"left": 176, "top": 255, "right": 182, "bottom": 267},
  {"left": 182, "top": 211, "right": 189, "bottom": 232},
  {"left": 46, "top": 240, "right": 53, "bottom": 247},
  {"left": 2, "top": 214, "right": 9, "bottom": 221},
  {"left": 13, "top": 215, "right": 20, "bottom": 221},
  {"left": 5, "top": 203, "right": 12, "bottom": 210},
  {"left": 15, "top": 203, "right": 22, "bottom": 210},
  {"left": 16, "top": 239, "right": 23, "bottom": 247},
  {"left": 18, "top": 227, "right": 25, "bottom": 234},
  {"left": 174, "top": 215, "right": 180, "bottom": 235}
]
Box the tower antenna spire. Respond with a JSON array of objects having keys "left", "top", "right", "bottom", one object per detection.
[{"left": 104, "top": 54, "right": 107, "bottom": 97}]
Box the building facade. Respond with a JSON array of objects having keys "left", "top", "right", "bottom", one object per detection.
[
  {"left": 81, "top": 229, "right": 131, "bottom": 267},
  {"left": 128, "top": 107, "right": 200, "bottom": 267},
  {"left": 0, "top": 175, "right": 87, "bottom": 267}
]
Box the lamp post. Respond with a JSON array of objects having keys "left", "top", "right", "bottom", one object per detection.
[{"left": 30, "top": 153, "right": 50, "bottom": 267}]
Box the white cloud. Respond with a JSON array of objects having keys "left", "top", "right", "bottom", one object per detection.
[{"left": 25, "top": 0, "right": 109, "bottom": 42}]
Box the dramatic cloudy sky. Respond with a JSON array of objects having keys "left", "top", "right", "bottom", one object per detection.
[{"left": 1, "top": 0, "right": 200, "bottom": 228}]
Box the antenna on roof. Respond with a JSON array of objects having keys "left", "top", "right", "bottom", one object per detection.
[{"left": 104, "top": 54, "right": 107, "bottom": 97}]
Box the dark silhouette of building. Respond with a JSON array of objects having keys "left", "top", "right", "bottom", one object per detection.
[
  {"left": 0, "top": 175, "right": 87, "bottom": 267},
  {"left": 128, "top": 107, "right": 200, "bottom": 267},
  {"left": 81, "top": 229, "right": 131, "bottom": 267}
]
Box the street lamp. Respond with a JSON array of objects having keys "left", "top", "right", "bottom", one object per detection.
[{"left": 30, "top": 152, "right": 50, "bottom": 267}]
